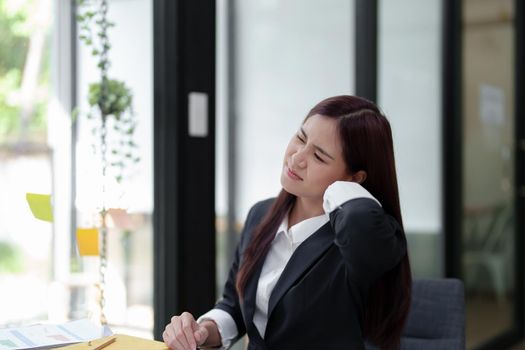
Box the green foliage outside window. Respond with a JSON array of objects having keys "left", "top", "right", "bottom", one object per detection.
[
  {"left": 0, "top": 0, "right": 50, "bottom": 144},
  {"left": 0, "top": 241, "right": 24, "bottom": 273}
]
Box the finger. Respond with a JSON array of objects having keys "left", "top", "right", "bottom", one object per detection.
[
  {"left": 173, "top": 316, "right": 191, "bottom": 350},
  {"left": 163, "top": 329, "right": 169, "bottom": 343},
  {"left": 192, "top": 322, "right": 202, "bottom": 344},
  {"left": 162, "top": 330, "right": 171, "bottom": 348},
  {"left": 181, "top": 312, "right": 197, "bottom": 349},
  {"left": 194, "top": 324, "right": 209, "bottom": 346},
  {"left": 163, "top": 325, "right": 174, "bottom": 344},
  {"left": 165, "top": 320, "right": 179, "bottom": 339},
  {"left": 167, "top": 317, "right": 189, "bottom": 350},
  {"left": 164, "top": 326, "right": 182, "bottom": 349},
  {"left": 174, "top": 331, "right": 191, "bottom": 350},
  {"left": 168, "top": 336, "right": 185, "bottom": 350}
]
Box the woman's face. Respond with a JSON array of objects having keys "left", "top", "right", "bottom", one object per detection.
[{"left": 281, "top": 114, "right": 350, "bottom": 203}]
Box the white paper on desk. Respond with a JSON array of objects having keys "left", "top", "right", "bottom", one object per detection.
[{"left": 0, "top": 319, "right": 106, "bottom": 350}]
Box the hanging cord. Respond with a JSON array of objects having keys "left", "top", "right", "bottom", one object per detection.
[{"left": 97, "top": 0, "right": 110, "bottom": 326}]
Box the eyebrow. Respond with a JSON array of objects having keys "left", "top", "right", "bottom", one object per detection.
[{"left": 300, "top": 128, "right": 335, "bottom": 160}]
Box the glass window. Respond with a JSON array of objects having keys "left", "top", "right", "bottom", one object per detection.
[
  {"left": 0, "top": 1, "right": 153, "bottom": 336},
  {"left": 461, "top": 0, "right": 515, "bottom": 346},
  {"left": 378, "top": 0, "right": 443, "bottom": 277},
  {"left": 74, "top": 0, "right": 153, "bottom": 337},
  {"left": 0, "top": 0, "right": 53, "bottom": 325}
]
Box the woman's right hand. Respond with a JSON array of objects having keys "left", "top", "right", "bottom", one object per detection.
[{"left": 163, "top": 312, "right": 210, "bottom": 350}]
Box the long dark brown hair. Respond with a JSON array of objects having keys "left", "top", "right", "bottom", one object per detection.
[{"left": 236, "top": 95, "right": 412, "bottom": 350}]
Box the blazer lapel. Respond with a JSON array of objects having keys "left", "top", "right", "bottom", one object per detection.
[{"left": 266, "top": 222, "right": 334, "bottom": 318}]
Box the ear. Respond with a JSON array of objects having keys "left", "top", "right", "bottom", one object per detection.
[{"left": 349, "top": 170, "right": 367, "bottom": 184}]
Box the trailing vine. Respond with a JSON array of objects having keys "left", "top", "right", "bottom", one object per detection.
[
  {"left": 75, "top": 0, "right": 140, "bottom": 325},
  {"left": 76, "top": 0, "right": 140, "bottom": 185}
]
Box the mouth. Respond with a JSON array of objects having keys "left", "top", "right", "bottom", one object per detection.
[{"left": 286, "top": 166, "right": 303, "bottom": 181}]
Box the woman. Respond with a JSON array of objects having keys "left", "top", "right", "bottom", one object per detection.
[{"left": 163, "top": 95, "right": 412, "bottom": 350}]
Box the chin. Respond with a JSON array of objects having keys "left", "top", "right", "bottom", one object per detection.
[
  {"left": 281, "top": 181, "right": 301, "bottom": 198},
  {"left": 280, "top": 175, "right": 295, "bottom": 194}
]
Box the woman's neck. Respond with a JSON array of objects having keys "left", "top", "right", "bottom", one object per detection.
[{"left": 288, "top": 197, "right": 324, "bottom": 228}]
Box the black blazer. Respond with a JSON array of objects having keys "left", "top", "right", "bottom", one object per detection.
[{"left": 214, "top": 197, "right": 407, "bottom": 350}]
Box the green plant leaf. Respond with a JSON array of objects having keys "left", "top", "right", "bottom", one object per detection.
[{"left": 0, "top": 241, "right": 24, "bottom": 273}]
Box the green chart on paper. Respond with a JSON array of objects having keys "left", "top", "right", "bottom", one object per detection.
[{"left": 0, "top": 339, "right": 17, "bottom": 348}]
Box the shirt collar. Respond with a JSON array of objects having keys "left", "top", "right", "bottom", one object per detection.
[{"left": 275, "top": 212, "right": 329, "bottom": 245}]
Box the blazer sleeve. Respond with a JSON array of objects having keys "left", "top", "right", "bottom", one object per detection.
[
  {"left": 213, "top": 199, "right": 271, "bottom": 341},
  {"left": 329, "top": 197, "right": 407, "bottom": 289},
  {"left": 213, "top": 217, "right": 251, "bottom": 340}
]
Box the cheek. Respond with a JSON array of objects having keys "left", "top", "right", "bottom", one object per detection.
[
  {"left": 283, "top": 148, "right": 290, "bottom": 163},
  {"left": 313, "top": 166, "right": 347, "bottom": 186},
  {"left": 283, "top": 142, "right": 295, "bottom": 159}
]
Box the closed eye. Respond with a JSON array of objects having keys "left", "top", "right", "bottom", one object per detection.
[
  {"left": 298, "top": 127, "right": 335, "bottom": 160},
  {"left": 314, "top": 153, "right": 325, "bottom": 163}
]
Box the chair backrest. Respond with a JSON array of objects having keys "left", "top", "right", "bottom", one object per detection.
[{"left": 365, "top": 278, "right": 465, "bottom": 350}]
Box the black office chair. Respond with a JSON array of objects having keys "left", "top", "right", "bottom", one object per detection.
[{"left": 366, "top": 278, "right": 465, "bottom": 350}]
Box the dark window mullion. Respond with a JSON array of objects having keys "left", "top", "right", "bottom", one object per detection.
[
  {"left": 153, "top": 0, "right": 216, "bottom": 340},
  {"left": 442, "top": 0, "right": 462, "bottom": 280},
  {"left": 355, "top": 0, "right": 377, "bottom": 102},
  {"left": 513, "top": 0, "right": 524, "bottom": 341}
]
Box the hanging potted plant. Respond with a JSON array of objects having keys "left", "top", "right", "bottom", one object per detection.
[{"left": 75, "top": 0, "right": 140, "bottom": 325}]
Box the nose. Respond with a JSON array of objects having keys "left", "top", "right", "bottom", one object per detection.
[{"left": 291, "top": 147, "right": 307, "bottom": 169}]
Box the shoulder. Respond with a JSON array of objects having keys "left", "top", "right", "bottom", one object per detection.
[
  {"left": 238, "top": 198, "right": 275, "bottom": 249},
  {"left": 250, "top": 197, "right": 275, "bottom": 216},
  {"left": 245, "top": 197, "right": 275, "bottom": 226}
]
